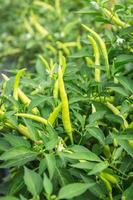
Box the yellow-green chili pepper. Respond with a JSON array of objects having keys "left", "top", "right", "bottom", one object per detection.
[
  {"left": 63, "top": 20, "right": 78, "bottom": 35},
  {"left": 31, "top": 14, "right": 48, "bottom": 37},
  {"left": 45, "top": 44, "right": 57, "bottom": 55},
  {"left": 82, "top": 24, "right": 110, "bottom": 78},
  {"left": 13, "top": 68, "right": 26, "bottom": 101},
  {"left": 1, "top": 110, "right": 33, "bottom": 140},
  {"left": 2, "top": 74, "right": 39, "bottom": 115},
  {"left": 48, "top": 103, "right": 62, "bottom": 125},
  {"left": 106, "top": 102, "right": 128, "bottom": 129},
  {"left": 58, "top": 66, "right": 73, "bottom": 144},
  {"left": 102, "top": 8, "right": 129, "bottom": 28},
  {"left": 34, "top": 1, "right": 54, "bottom": 11},
  {"left": 18, "top": 124, "right": 33, "bottom": 140},
  {"left": 85, "top": 57, "right": 94, "bottom": 66},
  {"left": 103, "top": 145, "right": 111, "bottom": 159},
  {"left": 53, "top": 52, "right": 66, "bottom": 98},
  {"left": 16, "top": 113, "right": 47, "bottom": 125},
  {"left": 57, "top": 41, "right": 70, "bottom": 56},
  {"left": 100, "top": 172, "right": 118, "bottom": 184},
  {"left": 88, "top": 35, "right": 101, "bottom": 82},
  {"left": 99, "top": 174, "right": 113, "bottom": 200},
  {"left": 38, "top": 55, "right": 50, "bottom": 71},
  {"left": 53, "top": 80, "right": 59, "bottom": 99}
]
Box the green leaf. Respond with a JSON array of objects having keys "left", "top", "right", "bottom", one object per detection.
[
  {"left": 23, "top": 118, "right": 40, "bottom": 141},
  {"left": 122, "top": 183, "right": 133, "bottom": 200},
  {"left": 4, "top": 134, "right": 31, "bottom": 148},
  {"left": 0, "top": 147, "right": 37, "bottom": 161},
  {"left": 0, "top": 147, "right": 37, "bottom": 167},
  {"left": 115, "top": 55, "right": 133, "bottom": 66},
  {"left": 58, "top": 182, "right": 94, "bottom": 199},
  {"left": 71, "top": 161, "right": 95, "bottom": 170},
  {"left": 0, "top": 197, "right": 19, "bottom": 200},
  {"left": 61, "top": 150, "right": 101, "bottom": 162},
  {"left": 108, "top": 86, "right": 130, "bottom": 97},
  {"left": 39, "top": 158, "right": 47, "bottom": 175},
  {"left": 0, "top": 138, "right": 11, "bottom": 151},
  {"left": 86, "top": 127, "right": 105, "bottom": 145},
  {"left": 35, "top": 59, "right": 46, "bottom": 77},
  {"left": 28, "top": 96, "right": 51, "bottom": 111},
  {"left": 111, "top": 132, "right": 133, "bottom": 141},
  {"left": 73, "top": 111, "right": 85, "bottom": 129},
  {"left": 87, "top": 161, "right": 109, "bottom": 175},
  {"left": 45, "top": 154, "right": 56, "bottom": 179},
  {"left": 117, "top": 76, "right": 133, "bottom": 93},
  {"left": 8, "top": 171, "right": 24, "bottom": 195},
  {"left": 119, "top": 25, "right": 133, "bottom": 36},
  {"left": 81, "top": 176, "right": 106, "bottom": 199},
  {"left": 89, "top": 111, "right": 106, "bottom": 124},
  {"left": 43, "top": 173, "right": 53, "bottom": 196},
  {"left": 105, "top": 113, "right": 124, "bottom": 124},
  {"left": 24, "top": 167, "right": 43, "bottom": 196},
  {"left": 112, "top": 147, "right": 123, "bottom": 161},
  {"left": 45, "top": 125, "right": 58, "bottom": 150},
  {"left": 20, "top": 195, "right": 27, "bottom": 200},
  {"left": 117, "top": 140, "right": 133, "bottom": 157}
]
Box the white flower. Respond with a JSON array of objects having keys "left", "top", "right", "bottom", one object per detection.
[
  {"left": 116, "top": 36, "right": 125, "bottom": 45},
  {"left": 57, "top": 137, "right": 65, "bottom": 152}
]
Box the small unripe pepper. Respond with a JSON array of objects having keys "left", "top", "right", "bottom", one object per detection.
[
  {"left": 100, "top": 172, "right": 118, "bottom": 184},
  {"left": 99, "top": 174, "right": 112, "bottom": 200},
  {"left": 48, "top": 103, "right": 62, "bottom": 125}
]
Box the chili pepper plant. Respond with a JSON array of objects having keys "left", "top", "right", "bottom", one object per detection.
[{"left": 0, "top": 1, "right": 133, "bottom": 200}]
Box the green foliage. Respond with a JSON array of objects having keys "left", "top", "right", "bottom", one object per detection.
[{"left": 0, "top": 0, "right": 133, "bottom": 200}]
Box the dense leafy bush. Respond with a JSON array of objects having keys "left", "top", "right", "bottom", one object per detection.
[{"left": 0, "top": 1, "right": 133, "bottom": 200}]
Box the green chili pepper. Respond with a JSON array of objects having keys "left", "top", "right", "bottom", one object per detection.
[
  {"left": 0, "top": 109, "right": 33, "bottom": 140},
  {"left": 53, "top": 80, "right": 59, "bottom": 99},
  {"left": 102, "top": 8, "right": 129, "bottom": 28},
  {"left": 45, "top": 44, "right": 57, "bottom": 55},
  {"left": 16, "top": 113, "right": 47, "bottom": 125},
  {"left": 31, "top": 13, "right": 48, "bottom": 37},
  {"left": 88, "top": 35, "right": 100, "bottom": 82},
  {"left": 2, "top": 74, "right": 39, "bottom": 115},
  {"left": 77, "top": 36, "right": 82, "bottom": 49},
  {"left": 99, "top": 174, "right": 113, "bottom": 200},
  {"left": 18, "top": 124, "right": 33, "bottom": 140},
  {"left": 59, "top": 51, "right": 66, "bottom": 74},
  {"left": 100, "top": 172, "right": 118, "bottom": 184},
  {"left": 85, "top": 57, "right": 94, "bottom": 65},
  {"left": 92, "top": 96, "right": 114, "bottom": 103},
  {"left": 58, "top": 66, "right": 73, "bottom": 144},
  {"left": 57, "top": 41, "right": 70, "bottom": 55},
  {"left": 13, "top": 68, "right": 26, "bottom": 101},
  {"left": 38, "top": 55, "right": 50, "bottom": 71},
  {"left": 103, "top": 145, "right": 111, "bottom": 159},
  {"left": 82, "top": 24, "right": 110, "bottom": 78},
  {"left": 48, "top": 103, "right": 62, "bottom": 125},
  {"left": 34, "top": 1, "right": 54, "bottom": 12},
  {"left": 53, "top": 52, "right": 66, "bottom": 98},
  {"left": 63, "top": 20, "right": 78, "bottom": 35},
  {"left": 106, "top": 102, "right": 128, "bottom": 129}
]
